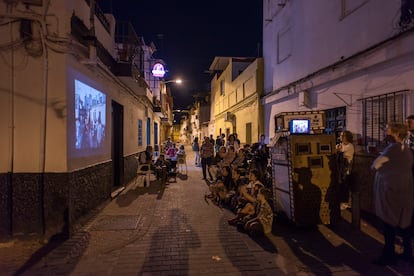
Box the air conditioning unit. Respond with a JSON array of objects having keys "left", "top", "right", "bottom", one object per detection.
[{"left": 224, "top": 112, "right": 233, "bottom": 122}]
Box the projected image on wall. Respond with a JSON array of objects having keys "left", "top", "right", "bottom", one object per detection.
[{"left": 75, "top": 80, "right": 106, "bottom": 150}]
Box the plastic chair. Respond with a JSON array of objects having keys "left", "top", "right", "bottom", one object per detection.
[
  {"left": 176, "top": 153, "right": 187, "bottom": 175},
  {"left": 135, "top": 155, "right": 153, "bottom": 187}
]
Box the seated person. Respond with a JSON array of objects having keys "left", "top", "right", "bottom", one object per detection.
[
  {"left": 138, "top": 145, "right": 154, "bottom": 172},
  {"left": 205, "top": 166, "right": 234, "bottom": 206},
  {"left": 166, "top": 143, "right": 178, "bottom": 173},
  {"left": 242, "top": 188, "right": 274, "bottom": 236},
  {"left": 228, "top": 169, "right": 264, "bottom": 224},
  {"left": 229, "top": 168, "right": 249, "bottom": 212},
  {"left": 221, "top": 145, "right": 237, "bottom": 168},
  {"left": 231, "top": 148, "right": 248, "bottom": 172},
  {"left": 177, "top": 144, "right": 185, "bottom": 157},
  {"left": 154, "top": 154, "right": 170, "bottom": 180}
]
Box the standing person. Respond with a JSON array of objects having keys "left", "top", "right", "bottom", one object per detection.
[
  {"left": 209, "top": 135, "right": 215, "bottom": 147},
  {"left": 251, "top": 134, "right": 269, "bottom": 183},
  {"left": 335, "top": 130, "right": 355, "bottom": 210},
  {"left": 406, "top": 115, "right": 414, "bottom": 177},
  {"left": 371, "top": 122, "right": 413, "bottom": 266},
  {"left": 192, "top": 137, "right": 200, "bottom": 166},
  {"left": 215, "top": 134, "right": 223, "bottom": 153},
  {"left": 164, "top": 137, "right": 173, "bottom": 152},
  {"left": 225, "top": 134, "right": 240, "bottom": 152},
  {"left": 200, "top": 137, "right": 214, "bottom": 181}
]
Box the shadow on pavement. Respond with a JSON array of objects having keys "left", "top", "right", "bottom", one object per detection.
[
  {"left": 272, "top": 215, "right": 409, "bottom": 275},
  {"left": 116, "top": 180, "right": 167, "bottom": 207},
  {"left": 13, "top": 233, "right": 67, "bottom": 276}
]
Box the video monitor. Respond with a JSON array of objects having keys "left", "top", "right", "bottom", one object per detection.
[{"left": 289, "top": 119, "right": 311, "bottom": 134}]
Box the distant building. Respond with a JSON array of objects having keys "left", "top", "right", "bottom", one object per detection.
[{"left": 208, "top": 57, "right": 264, "bottom": 144}]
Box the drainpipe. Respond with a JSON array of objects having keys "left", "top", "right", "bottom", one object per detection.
[
  {"left": 9, "top": 20, "right": 15, "bottom": 237},
  {"left": 89, "top": 0, "right": 97, "bottom": 62},
  {"left": 38, "top": 21, "right": 48, "bottom": 235}
]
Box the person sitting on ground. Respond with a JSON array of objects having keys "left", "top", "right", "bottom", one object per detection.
[
  {"left": 228, "top": 169, "right": 264, "bottom": 225},
  {"left": 221, "top": 145, "right": 237, "bottom": 169},
  {"left": 242, "top": 188, "right": 274, "bottom": 236},
  {"left": 205, "top": 166, "right": 234, "bottom": 206},
  {"left": 231, "top": 148, "right": 248, "bottom": 172},
  {"left": 228, "top": 168, "right": 249, "bottom": 212}
]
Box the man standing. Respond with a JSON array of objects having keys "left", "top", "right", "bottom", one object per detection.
[
  {"left": 251, "top": 134, "right": 269, "bottom": 183},
  {"left": 200, "top": 137, "right": 214, "bottom": 181}
]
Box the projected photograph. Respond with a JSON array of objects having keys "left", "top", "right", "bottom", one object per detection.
[{"left": 75, "top": 80, "right": 106, "bottom": 149}]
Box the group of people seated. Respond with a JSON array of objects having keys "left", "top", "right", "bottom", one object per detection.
[
  {"left": 200, "top": 133, "right": 273, "bottom": 236},
  {"left": 139, "top": 138, "right": 186, "bottom": 183},
  {"left": 205, "top": 168, "right": 274, "bottom": 237},
  {"left": 200, "top": 133, "right": 269, "bottom": 184}
]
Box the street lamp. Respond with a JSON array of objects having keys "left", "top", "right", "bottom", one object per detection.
[{"left": 164, "top": 79, "right": 182, "bottom": 84}]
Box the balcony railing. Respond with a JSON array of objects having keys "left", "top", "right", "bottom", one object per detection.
[{"left": 84, "top": 0, "right": 110, "bottom": 33}]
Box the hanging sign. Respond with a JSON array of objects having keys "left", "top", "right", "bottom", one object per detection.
[{"left": 152, "top": 63, "right": 166, "bottom": 77}]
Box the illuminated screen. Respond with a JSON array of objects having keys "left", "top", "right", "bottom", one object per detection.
[
  {"left": 289, "top": 119, "right": 310, "bottom": 134},
  {"left": 74, "top": 79, "right": 106, "bottom": 150}
]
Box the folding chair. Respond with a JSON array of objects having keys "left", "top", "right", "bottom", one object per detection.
[
  {"left": 135, "top": 155, "right": 153, "bottom": 187},
  {"left": 176, "top": 153, "right": 187, "bottom": 175}
]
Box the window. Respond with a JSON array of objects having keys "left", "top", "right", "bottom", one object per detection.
[
  {"left": 324, "top": 106, "right": 346, "bottom": 138},
  {"left": 362, "top": 90, "right": 408, "bottom": 149},
  {"left": 220, "top": 80, "right": 225, "bottom": 96},
  {"left": 146, "top": 118, "right": 151, "bottom": 146},
  {"left": 138, "top": 119, "right": 143, "bottom": 146},
  {"left": 154, "top": 122, "right": 158, "bottom": 145}
]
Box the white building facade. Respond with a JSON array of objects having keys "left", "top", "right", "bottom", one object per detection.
[
  {"left": 0, "top": 0, "right": 168, "bottom": 239},
  {"left": 262, "top": 0, "right": 414, "bottom": 212},
  {"left": 263, "top": 0, "right": 414, "bottom": 145}
]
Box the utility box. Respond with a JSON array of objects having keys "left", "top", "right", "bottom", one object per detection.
[{"left": 271, "top": 133, "right": 338, "bottom": 226}]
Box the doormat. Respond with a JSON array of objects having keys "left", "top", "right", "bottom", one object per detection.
[{"left": 90, "top": 215, "right": 142, "bottom": 231}]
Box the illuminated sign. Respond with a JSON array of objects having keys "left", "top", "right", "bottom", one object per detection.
[{"left": 152, "top": 63, "right": 166, "bottom": 77}]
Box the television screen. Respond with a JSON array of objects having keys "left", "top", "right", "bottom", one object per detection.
[
  {"left": 74, "top": 79, "right": 106, "bottom": 150},
  {"left": 289, "top": 119, "right": 310, "bottom": 134}
]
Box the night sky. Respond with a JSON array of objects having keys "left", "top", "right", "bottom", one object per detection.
[{"left": 97, "top": 0, "right": 263, "bottom": 109}]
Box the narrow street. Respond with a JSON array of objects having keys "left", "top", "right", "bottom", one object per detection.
[{"left": 2, "top": 145, "right": 414, "bottom": 275}]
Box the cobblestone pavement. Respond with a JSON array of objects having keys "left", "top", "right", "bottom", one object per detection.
[{"left": 1, "top": 145, "right": 414, "bottom": 275}]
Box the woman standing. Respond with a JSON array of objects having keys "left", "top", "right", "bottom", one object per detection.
[
  {"left": 371, "top": 122, "right": 413, "bottom": 265},
  {"left": 336, "top": 130, "right": 355, "bottom": 209}
]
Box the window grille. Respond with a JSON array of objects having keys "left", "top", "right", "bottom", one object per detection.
[{"left": 361, "top": 90, "right": 408, "bottom": 149}]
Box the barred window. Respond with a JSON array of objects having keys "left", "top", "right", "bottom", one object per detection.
[{"left": 362, "top": 90, "right": 408, "bottom": 149}]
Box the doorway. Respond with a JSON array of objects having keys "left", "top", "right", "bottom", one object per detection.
[{"left": 246, "top": 122, "right": 252, "bottom": 145}]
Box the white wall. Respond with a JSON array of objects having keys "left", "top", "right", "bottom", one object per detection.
[{"left": 262, "top": 0, "right": 414, "bottom": 140}]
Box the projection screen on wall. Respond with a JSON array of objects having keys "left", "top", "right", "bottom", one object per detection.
[{"left": 74, "top": 79, "right": 106, "bottom": 150}]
